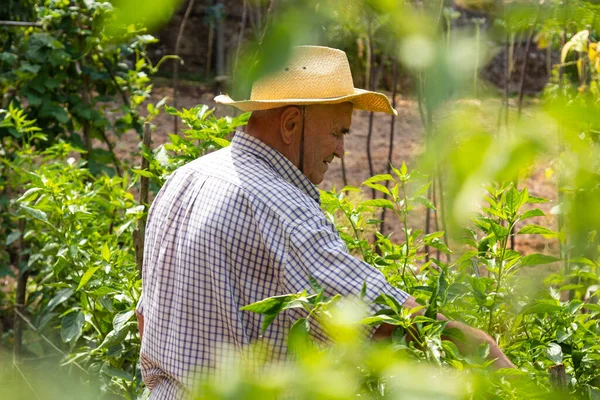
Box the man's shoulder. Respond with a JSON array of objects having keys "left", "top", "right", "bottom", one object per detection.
[{"left": 177, "top": 146, "right": 321, "bottom": 225}]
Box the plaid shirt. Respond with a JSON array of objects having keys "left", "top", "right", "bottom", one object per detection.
[{"left": 138, "top": 131, "right": 409, "bottom": 398}]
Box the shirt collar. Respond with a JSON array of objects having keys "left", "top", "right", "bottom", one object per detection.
[{"left": 231, "top": 131, "right": 321, "bottom": 204}]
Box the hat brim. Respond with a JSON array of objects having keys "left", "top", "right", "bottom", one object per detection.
[{"left": 214, "top": 88, "right": 398, "bottom": 116}]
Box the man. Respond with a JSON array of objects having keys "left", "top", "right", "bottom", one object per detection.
[{"left": 136, "top": 46, "right": 514, "bottom": 399}]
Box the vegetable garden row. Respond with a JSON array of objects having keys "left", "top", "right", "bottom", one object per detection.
[{"left": 1, "top": 0, "right": 599, "bottom": 399}]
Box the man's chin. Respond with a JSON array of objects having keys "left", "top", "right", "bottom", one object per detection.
[{"left": 309, "top": 173, "right": 325, "bottom": 185}]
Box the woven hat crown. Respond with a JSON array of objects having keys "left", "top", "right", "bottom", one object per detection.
[
  {"left": 214, "top": 45, "right": 396, "bottom": 115},
  {"left": 251, "top": 46, "right": 355, "bottom": 100}
]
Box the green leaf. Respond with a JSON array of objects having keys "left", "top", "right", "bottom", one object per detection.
[
  {"left": 363, "top": 182, "right": 391, "bottom": 196},
  {"left": 374, "top": 294, "right": 403, "bottom": 314},
  {"left": 518, "top": 224, "right": 558, "bottom": 236},
  {"left": 400, "top": 161, "right": 408, "bottom": 175},
  {"left": 361, "top": 199, "right": 395, "bottom": 209},
  {"left": 240, "top": 294, "right": 296, "bottom": 314},
  {"left": 442, "top": 327, "right": 466, "bottom": 342},
  {"left": 16, "top": 187, "right": 43, "bottom": 203},
  {"left": 362, "top": 314, "right": 402, "bottom": 326},
  {"left": 98, "top": 324, "right": 131, "bottom": 349},
  {"left": 567, "top": 300, "right": 583, "bottom": 315},
  {"left": 546, "top": 343, "right": 563, "bottom": 364},
  {"left": 520, "top": 254, "right": 560, "bottom": 266},
  {"left": 61, "top": 311, "right": 84, "bottom": 343},
  {"left": 360, "top": 280, "right": 367, "bottom": 300},
  {"left": 520, "top": 302, "right": 562, "bottom": 315},
  {"left": 414, "top": 195, "right": 436, "bottom": 210},
  {"left": 20, "top": 205, "right": 48, "bottom": 223},
  {"left": 77, "top": 266, "right": 101, "bottom": 291},
  {"left": 427, "top": 238, "right": 452, "bottom": 254},
  {"left": 454, "top": 250, "right": 478, "bottom": 266},
  {"left": 47, "top": 288, "right": 74, "bottom": 311},
  {"left": 423, "top": 231, "right": 445, "bottom": 242},
  {"left": 131, "top": 169, "right": 154, "bottom": 178},
  {"left": 490, "top": 221, "right": 509, "bottom": 240},
  {"left": 525, "top": 196, "right": 549, "bottom": 204},
  {"left": 519, "top": 208, "right": 545, "bottom": 220},
  {"left": 568, "top": 257, "right": 596, "bottom": 266},
  {"left": 362, "top": 174, "right": 394, "bottom": 185},
  {"left": 478, "top": 342, "right": 490, "bottom": 360},
  {"left": 113, "top": 310, "right": 135, "bottom": 331},
  {"left": 100, "top": 364, "right": 133, "bottom": 381},
  {"left": 210, "top": 137, "right": 230, "bottom": 148},
  {"left": 288, "top": 317, "right": 310, "bottom": 354},
  {"left": 6, "top": 230, "right": 21, "bottom": 246},
  {"left": 101, "top": 243, "right": 110, "bottom": 262},
  {"left": 308, "top": 275, "right": 323, "bottom": 293},
  {"left": 505, "top": 186, "right": 521, "bottom": 213},
  {"left": 583, "top": 304, "right": 600, "bottom": 312},
  {"left": 260, "top": 313, "right": 279, "bottom": 334},
  {"left": 115, "top": 220, "right": 135, "bottom": 238}
]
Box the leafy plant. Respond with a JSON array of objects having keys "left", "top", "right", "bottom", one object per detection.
[
  {"left": 134, "top": 105, "right": 250, "bottom": 188},
  {"left": 0, "top": 0, "right": 172, "bottom": 175}
]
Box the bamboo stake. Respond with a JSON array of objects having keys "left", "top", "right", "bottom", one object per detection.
[
  {"left": 139, "top": 123, "right": 151, "bottom": 211},
  {"left": 380, "top": 58, "right": 399, "bottom": 236},
  {"left": 418, "top": 72, "right": 432, "bottom": 262},
  {"left": 206, "top": 20, "right": 215, "bottom": 81},
  {"left": 558, "top": 0, "right": 570, "bottom": 295},
  {"left": 517, "top": 6, "right": 541, "bottom": 118},
  {"left": 548, "top": 364, "right": 568, "bottom": 395},
  {"left": 341, "top": 157, "right": 348, "bottom": 187},
  {"left": 134, "top": 123, "right": 152, "bottom": 273},
  {"left": 233, "top": 0, "right": 248, "bottom": 84},
  {"left": 173, "top": 0, "right": 196, "bottom": 136},
  {"left": 13, "top": 220, "right": 28, "bottom": 366},
  {"left": 366, "top": 21, "right": 376, "bottom": 199}
]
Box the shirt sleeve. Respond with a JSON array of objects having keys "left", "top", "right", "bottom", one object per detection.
[{"left": 283, "top": 213, "right": 409, "bottom": 338}]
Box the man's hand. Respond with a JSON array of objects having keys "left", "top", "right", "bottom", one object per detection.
[
  {"left": 373, "top": 296, "right": 515, "bottom": 370},
  {"left": 445, "top": 320, "right": 515, "bottom": 370}
]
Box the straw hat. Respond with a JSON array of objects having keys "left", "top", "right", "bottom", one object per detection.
[{"left": 215, "top": 46, "right": 397, "bottom": 115}]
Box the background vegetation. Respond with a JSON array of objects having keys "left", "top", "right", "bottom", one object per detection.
[{"left": 1, "top": 0, "right": 599, "bottom": 399}]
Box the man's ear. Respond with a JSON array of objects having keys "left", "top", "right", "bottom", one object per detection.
[{"left": 280, "top": 106, "right": 302, "bottom": 145}]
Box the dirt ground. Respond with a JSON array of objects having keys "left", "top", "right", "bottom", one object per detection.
[{"left": 112, "top": 82, "right": 559, "bottom": 256}]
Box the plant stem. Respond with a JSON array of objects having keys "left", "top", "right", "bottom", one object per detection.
[
  {"left": 488, "top": 220, "right": 513, "bottom": 333},
  {"left": 340, "top": 201, "right": 367, "bottom": 261},
  {"left": 397, "top": 180, "right": 411, "bottom": 288}
]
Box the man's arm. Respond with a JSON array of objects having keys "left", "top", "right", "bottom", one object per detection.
[
  {"left": 136, "top": 310, "right": 144, "bottom": 341},
  {"left": 373, "top": 296, "right": 515, "bottom": 370}
]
